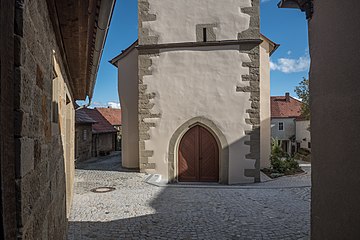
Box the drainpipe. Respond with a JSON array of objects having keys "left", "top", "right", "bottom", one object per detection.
[{"left": 88, "top": 0, "right": 116, "bottom": 100}]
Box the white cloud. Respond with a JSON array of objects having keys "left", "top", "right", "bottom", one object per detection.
[
  {"left": 287, "top": 50, "right": 292, "bottom": 55},
  {"left": 90, "top": 101, "right": 121, "bottom": 109},
  {"left": 270, "top": 55, "right": 310, "bottom": 73},
  {"left": 107, "top": 102, "right": 121, "bottom": 109},
  {"left": 91, "top": 102, "right": 107, "bottom": 108}
]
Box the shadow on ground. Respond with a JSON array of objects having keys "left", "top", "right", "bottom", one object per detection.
[
  {"left": 75, "top": 151, "right": 139, "bottom": 172},
  {"left": 68, "top": 155, "right": 311, "bottom": 240},
  {"left": 68, "top": 185, "right": 310, "bottom": 240}
]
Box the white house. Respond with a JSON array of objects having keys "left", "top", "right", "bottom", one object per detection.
[
  {"left": 111, "top": 0, "right": 278, "bottom": 184},
  {"left": 271, "top": 93, "right": 311, "bottom": 155},
  {"left": 295, "top": 118, "right": 311, "bottom": 151}
]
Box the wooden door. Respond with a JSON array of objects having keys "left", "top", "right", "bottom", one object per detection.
[{"left": 178, "top": 126, "right": 219, "bottom": 182}]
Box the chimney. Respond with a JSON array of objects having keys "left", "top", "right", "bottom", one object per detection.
[{"left": 285, "top": 92, "right": 290, "bottom": 102}]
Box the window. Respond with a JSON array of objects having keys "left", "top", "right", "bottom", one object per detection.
[
  {"left": 51, "top": 63, "right": 59, "bottom": 124},
  {"left": 83, "top": 129, "right": 87, "bottom": 141},
  {"left": 308, "top": 142, "right": 311, "bottom": 149},
  {"left": 203, "top": 28, "right": 207, "bottom": 42},
  {"left": 196, "top": 24, "right": 217, "bottom": 42},
  {"left": 278, "top": 122, "right": 284, "bottom": 131}
]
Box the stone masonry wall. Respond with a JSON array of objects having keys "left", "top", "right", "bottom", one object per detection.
[
  {"left": 14, "top": 0, "right": 74, "bottom": 239},
  {"left": 75, "top": 124, "right": 93, "bottom": 163},
  {"left": 138, "top": 0, "right": 160, "bottom": 171},
  {"left": 236, "top": 0, "right": 261, "bottom": 182}
]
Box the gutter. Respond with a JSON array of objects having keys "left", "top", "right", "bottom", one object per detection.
[
  {"left": 88, "top": 0, "right": 116, "bottom": 100},
  {"left": 270, "top": 43, "right": 280, "bottom": 56}
]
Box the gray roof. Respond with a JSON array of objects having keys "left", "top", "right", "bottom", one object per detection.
[{"left": 76, "top": 109, "right": 97, "bottom": 124}]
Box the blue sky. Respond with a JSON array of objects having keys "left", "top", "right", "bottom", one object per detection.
[{"left": 88, "top": 0, "right": 309, "bottom": 108}]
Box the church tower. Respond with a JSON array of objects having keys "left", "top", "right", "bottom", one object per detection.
[
  {"left": 137, "top": 0, "right": 262, "bottom": 184},
  {"left": 111, "top": 0, "right": 277, "bottom": 185}
]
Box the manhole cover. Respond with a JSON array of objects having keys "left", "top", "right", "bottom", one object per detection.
[{"left": 90, "top": 187, "right": 116, "bottom": 193}]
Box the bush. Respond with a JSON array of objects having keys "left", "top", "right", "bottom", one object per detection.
[
  {"left": 297, "top": 148, "right": 311, "bottom": 156},
  {"left": 294, "top": 148, "right": 311, "bottom": 162},
  {"left": 269, "top": 138, "right": 301, "bottom": 175}
]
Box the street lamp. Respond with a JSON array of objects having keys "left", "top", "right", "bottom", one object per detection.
[{"left": 278, "top": 0, "right": 314, "bottom": 20}]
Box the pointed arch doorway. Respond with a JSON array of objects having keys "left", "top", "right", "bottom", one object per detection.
[{"left": 178, "top": 125, "right": 219, "bottom": 182}]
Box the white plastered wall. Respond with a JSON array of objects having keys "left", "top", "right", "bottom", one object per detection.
[
  {"left": 271, "top": 118, "right": 296, "bottom": 140},
  {"left": 117, "top": 49, "right": 140, "bottom": 168},
  {"left": 260, "top": 38, "right": 271, "bottom": 168},
  {"left": 296, "top": 120, "right": 311, "bottom": 150},
  {"left": 143, "top": 46, "right": 255, "bottom": 184},
  {"left": 144, "top": 0, "right": 252, "bottom": 44}
]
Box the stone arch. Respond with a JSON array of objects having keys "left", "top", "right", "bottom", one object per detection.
[{"left": 168, "top": 117, "right": 229, "bottom": 184}]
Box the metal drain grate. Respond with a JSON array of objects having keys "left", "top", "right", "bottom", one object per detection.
[{"left": 90, "top": 187, "right": 116, "bottom": 193}]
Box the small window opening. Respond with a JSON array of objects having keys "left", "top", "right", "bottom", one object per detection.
[
  {"left": 66, "top": 94, "right": 71, "bottom": 105},
  {"left": 83, "top": 129, "right": 87, "bottom": 141},
  {"left": 203, "top": 28, "right": 207, "bottom": 42},
  {"left": 279, "top": 122, "right": 284, "bottom": 131},
  {"left": 52, "top": 73, "right": 59, "bottom": 124}
]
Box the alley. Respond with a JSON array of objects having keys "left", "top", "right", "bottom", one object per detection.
[{"left": 68, "top": 153, "right": 310, "bottom": 240}]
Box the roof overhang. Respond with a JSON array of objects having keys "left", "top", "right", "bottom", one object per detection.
[
  {"left": 260, "top": 34, "right": 280, "bottom": 56},
  {"left": 46, "top": 0, "right": 115, "bottom": 100},
  {"left": 278, "top": 0, "right": 303, "bottom": 9},
  {"left": 110, "top": 40, "right": 138, "bottom": 67},
  {"left": 278, "top": 0, "right": 313, "bottom": 19}
]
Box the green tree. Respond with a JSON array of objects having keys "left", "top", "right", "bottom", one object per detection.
[{"left": 294, "top": 77, "right": 310, "bottom": 120}]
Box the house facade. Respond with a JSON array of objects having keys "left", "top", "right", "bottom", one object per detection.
[
  {"left": 0, "top": 0, "right": 114, "bottom": 239},
  {"left": 80, "top": 108, "right": 118, "bottom": 157},
  {"left": 112, "top": 0, "right": 277, "bottom": 184},
  {"left": 271, "top": 93, "right": 310, "bottom": 155},
  {"left": 75, "top": 109, "right": 96, "bottom": 162},
  {"left": 295, "top": 118, "right": 311, "bottom": 151},
  {"left": 97, "top": 107, "right": 122, "bottom": 151}
]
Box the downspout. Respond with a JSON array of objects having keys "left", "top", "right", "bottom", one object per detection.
[{"left": 88, "top": 0, "right": 116, "bottom": 100}]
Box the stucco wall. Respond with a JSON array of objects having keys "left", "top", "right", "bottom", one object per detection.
[
  {"left": 309, "top": 1, "right": 360, "bottom": 239},
  {"left": 260, "top": 38, "right": 271, "bottom": 168},
  {"left": 271, "top": 118, "right": 296, "bottom": 140},
  {"left": 143, "top": 46, "right": 255, "bottom": 184},
  {"left": 97, "top": 133, "right": 115, "bottom": 153},
  {"left": 141, "top": 0, "right": 252, "bottom": 44},
  {"left": 295, "top": 120, "right": 311, "bottom": 150},
  {"left": 138, "top": 0, "right": 260, "bottom": 184},
  {"left": 117, "top": 48, "right": 140, "bottom": 168},
  {"left": 13, "top": 0, "right": 75, "bottom": 238}
]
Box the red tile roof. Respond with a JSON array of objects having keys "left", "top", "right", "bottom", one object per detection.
[
  {"left": 96, "top": 108, "right": 122, "bottom": 126},
  {"left": 271, "top": 94, "right": 303, "bottom": 118},
  {"left": 79, "top": 108, "right": 117, "bottom": 134}
]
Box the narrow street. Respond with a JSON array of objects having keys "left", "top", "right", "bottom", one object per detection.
[{"left": 68, "top": 153, "right": 310, "bottom": 240}]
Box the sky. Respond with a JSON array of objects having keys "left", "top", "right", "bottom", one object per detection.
[{"left": 87, "top": 0, "right": 309, "bottom": 108}]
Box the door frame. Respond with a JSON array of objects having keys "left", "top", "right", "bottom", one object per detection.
[
  {"left": 178, "top": 125, "right": 220, "bottom": 182},
  {"left": 168, "top": 117, "right": 229, "bottom": 184}
]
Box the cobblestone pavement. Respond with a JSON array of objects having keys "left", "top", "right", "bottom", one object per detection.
[{"left": 68, "top": 153, "right": 310, "bottom": 240}]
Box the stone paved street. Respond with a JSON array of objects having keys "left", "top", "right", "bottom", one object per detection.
[{"left": 68, "top": 153, "right": 310, "bottom": 240}]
